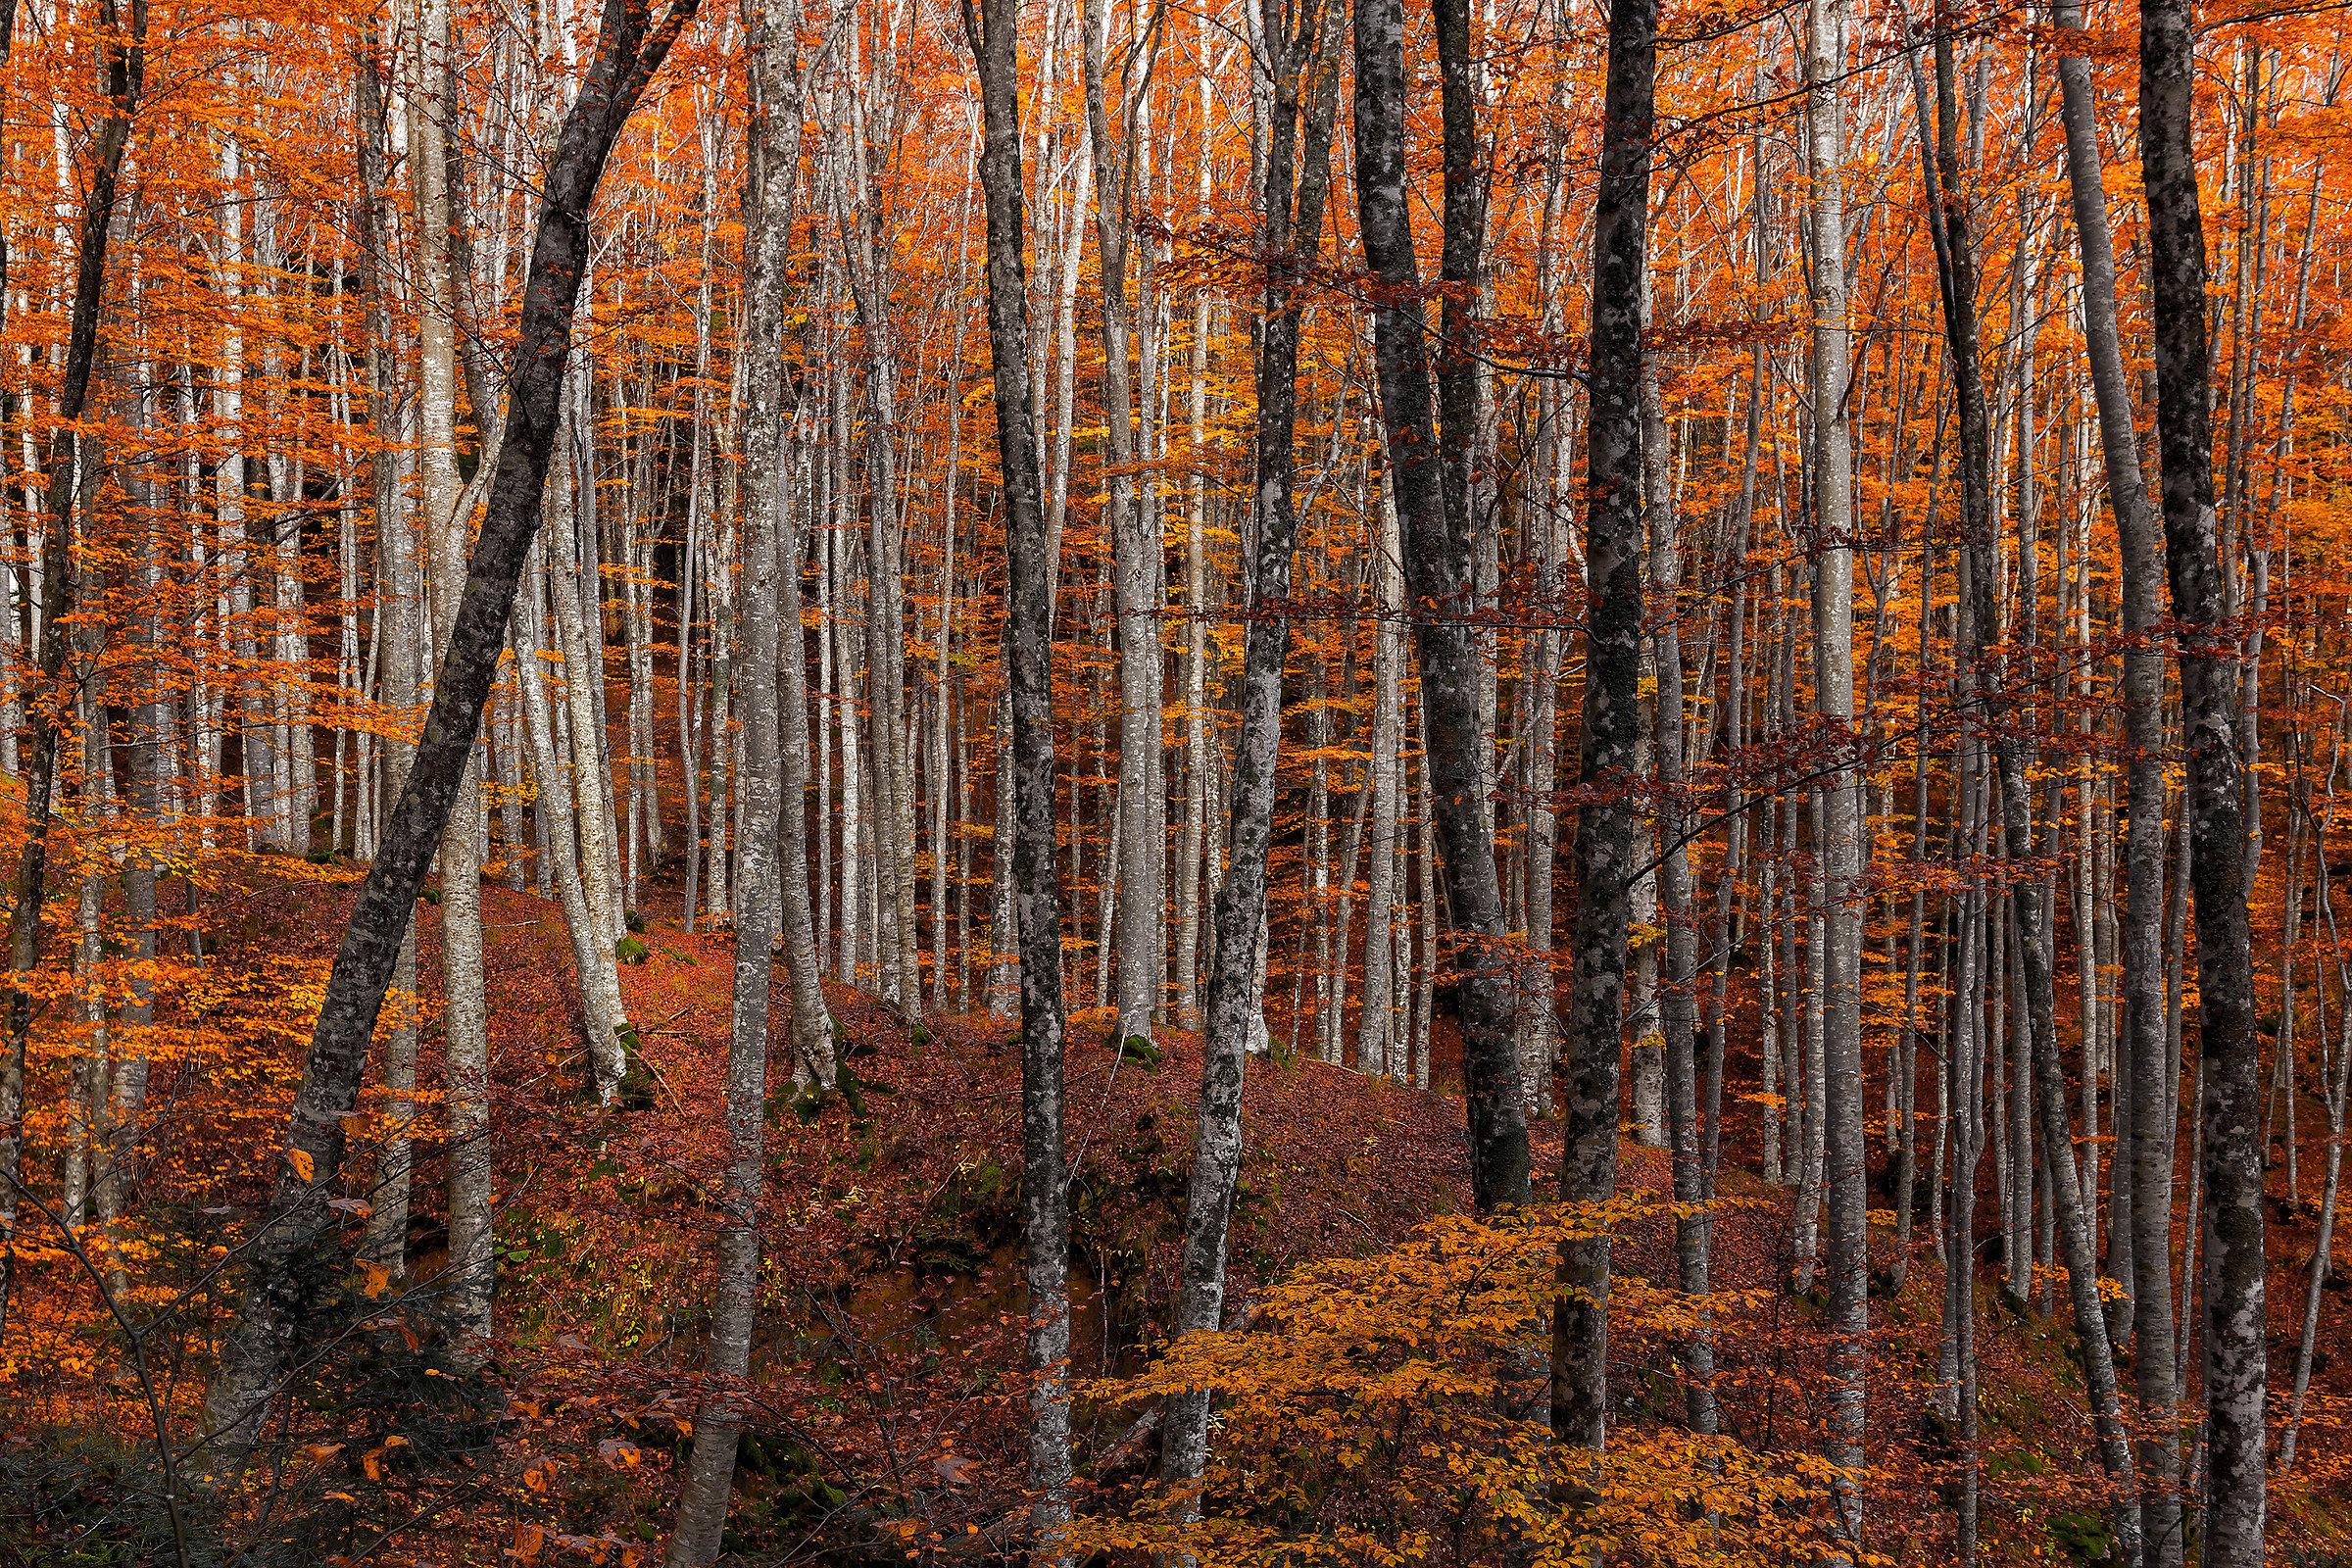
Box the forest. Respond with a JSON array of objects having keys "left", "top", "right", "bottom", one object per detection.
[{"left": 0, "top": 0, "right": 2338, "bottom": 1559}]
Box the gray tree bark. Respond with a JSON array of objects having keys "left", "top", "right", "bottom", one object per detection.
[
  {"left": 409, "top": 0, "right": 495, "bottom": 1349},
  {"left": 662, "top": 13, "right": 793, "bottom": 1551},
  {"left": 1081, "top": 0, "right": 1163, "bottom": 1046},
  {"left": 1646, "top": 359, "right": 1713, "bottom": 1438},
  {"left": 1804, "top": 7, "right": 1867, "bottom": 1544},
  {"left": 1908, "top": 24, "right": 2141, "bottom": 1558},
  {"left": 1159, "top": 0, "right": 1342, "bottom": 1525},
  {"left": 961, "top": 0, "right": 1072, "bottom": 1549},
  {"left": 2051, "top": 0, "right": 2180, "bottom": 1552}
]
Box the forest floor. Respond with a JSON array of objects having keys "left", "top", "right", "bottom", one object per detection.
[{"left": 10, "top": 850, "right": 2352, "bottom": 1563}]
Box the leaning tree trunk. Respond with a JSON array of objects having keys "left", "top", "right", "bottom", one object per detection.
[
  {"left": 194, "top": 0, "right": 700, "bottom": 1477},
  {"left": 962, "top": 0, "right": 1071, "bottom": 1551},
  {"left": 2142, "top": 2, "right": 2266, "bottom": 1563},
  {"left": 1549, "top": 0, "right": 1653, "bottom": 1457}
]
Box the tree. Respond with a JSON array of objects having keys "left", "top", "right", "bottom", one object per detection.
[
  {"left": 2051, "top": 0, "right": 2179, "bottom": 1552},
  {"left": 961, "top": 0, "right": 1073, "bottom": 1548},
  {"left": 1551, "top": 0, "right": 1653, "bottom": 1457},
  {"left": 1160, "top": 0, "right": 1344, "bottom": 1521},
  {"left": 0, "top": 0, "right": 144, "bottom": 1340},
  {"left": 195, "top": 0, "right": 700, "bottom": 1474},
  {"left": 1803, "top": 0, "right": 1866, "bottom": 1544},
  {"left": 2141, "top": 0, "right": 2267, "bottom": 1560},
  {"left": 662, "top": 0, "right": 804, "bottom": 1554},
  {"left": 1355, "top": 0, "right": 1530, "bottom": 1219}
]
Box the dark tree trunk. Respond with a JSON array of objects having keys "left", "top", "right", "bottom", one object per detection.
[
  {"left": 1351, "top": 0, "right": 1530, "bottom": 1216},
  {"left": 2141, "top": 0, "right": 2265, "bottom": 1561},
  {"left": 1549, "top": 0, "right": 1654, "bottom": 1456},
  {"left": 1428, "top": 0, "right": 1525, "bottom": 1204},
  {"left": 194, "top": 0, "right": 698, "bottom": 1476}
]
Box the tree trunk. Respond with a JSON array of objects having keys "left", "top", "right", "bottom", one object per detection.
[
  {"left": 1909, "top": 24, "right": 2142, "bottom": 1556},
  {"left": 1549, "top": 0, "right": 1652, "bottom": 1454},
  {"left": 1356, "top": 0, "right": 1530, "bottom": 1215},
  {"left": 1159, "top": 0, "right": 1341, "bottom": 1525},
  {"left": 1647, "top": 354, "right": 1713, "bottom": 1438},
  {"left": 1080, "top": 0, "right": 1163, "bottom": 1046},
  {"left": 1805, "top": 5, "right": 1867, "bottom": 1522},
  {"left": 516, "top": 543, "right": 619, "bottom": 1096},
  {"left": 2141, "top": 2, "right": 2266, "bottom": 1561},
  {"left": 0, "top": 0, "right": 142, "bottom": 1339},
  {"left": 408, "top": 0, "right": 496, "bottom": 1349},
  {"left": 662, "top": 11, "right": 793, "bottom": 1548},
  {"left": 2051, "top": 0, "right": 2180, "bottom": 1549},
  {"left": 195, "top": 0, "right": 699, "bottom": 1475},
  {"left": 962, "top": 0, "right": 1072, "bottom": 1548}
]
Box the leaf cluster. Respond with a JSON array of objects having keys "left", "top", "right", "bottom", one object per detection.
[{"left": 1072, "top": 1201, "right": 1856, "bottom": 1566}]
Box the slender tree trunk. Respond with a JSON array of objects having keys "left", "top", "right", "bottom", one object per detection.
[
  {"left": 2050, "top": 5, "right": 2180, "bottom": 1550},
  {"left": 353, "top": 24, "right": 425, "bottom": 1281},
  {"left": 1910, "top": 24, "right": 2142, "bottom": 1556},
  {"left": 1805, "top": 6, "right": 1867, "bottom": 1540},
  {"left": 516, "top": 549, "right": 617, "bottom": 1095},
  {"left": 1160, "top": 0, "right": 1341, "bottom": 1526},
  {"left": 1360, "top": 482, "right": 1402, "bottom": 1079},
  {"left": 1359, "top": 0, "right": 1531, "bottom": 1215},
  {"left": 1080, "top": 0, "right": 1162, "bottom": 1045},
  {"left": 408, "top": 0, "right": 497, "bottom": 1349},
  {"left": 662, "top": 10, "right": 791, "bottom": 1543},
  {"left": 2281, "top": 846, "right": 2352, "bottom": 1472},
  {"left": 1647, "top": 359, "right": 1714, "bottom": 1438},
  {"left": 962, "top": 0, "right": 1071, "bottom": 1547}
]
